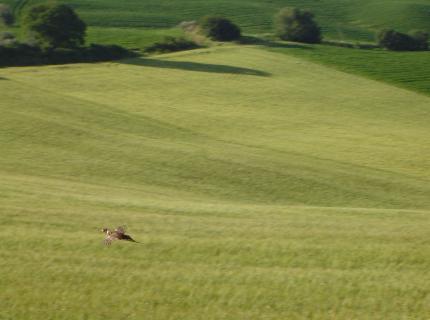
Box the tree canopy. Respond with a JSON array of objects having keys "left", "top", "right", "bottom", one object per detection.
[
  {"left": 377, "top": 29, "right": 428, "bottom": 51},
  {"left": 199, "top": 16, "right": 241, "bottom": 41},
  {"left": 0, "top": 3, "right": 14, "bottom": 26},
  {"left": 22, "top": 3, "right": 86, "bottom": 48},
  {"left": 275, "top": 7, "right": 321, "bottom": 44}
]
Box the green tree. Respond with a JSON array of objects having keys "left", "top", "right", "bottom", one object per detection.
[
  {"left": 0, "top": 4, "right": 14, "bottom": 26},
  {"left": 275, "top": 7, "right": 321, "bottom": 44},
  {"left": 22, "top": 3, "right": 86, "bottom": 48},
  {"left": 409, "top": 30, "right": 429, "bottom": 51},
  {"left": 199, "top": 16, "right": 241, "bottom": 41},
  {"left": 377, "top": 29, "right": 428, "bottom": 51}
]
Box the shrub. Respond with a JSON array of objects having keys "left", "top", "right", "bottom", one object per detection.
[
  {"left": 85, "top": 44, "right": 134, "bottom": 61},
  {"left": 0, "top": 42, "right": 42, "bottom": 66},
  {"left": 144, "top": 36, "right": 200, "bottom": 53},
  {"left": 0, "top": 42, "right": 135, "bottom": 67},
  {"left": 377, "top": 29, "right": 412, "bottom": 50},
  {"left": 0, "top": 31, "right": 17, "bottom": 46},
  {"left": 275, "top": 7, "right": 321, "bottom": 43},
  {"left": 199, "top": 16, "right": 241, "bottom": 41},
  {"left": 0, "top": 31, "right": 14, "bottom": 40},
  {"left": 22, "top": 3, "right": 86, "bottom": 48},
  {"left": 409, "top": 30, "right": 429, "bottom": 51},
  {"left": 377, "top": 29, "right": 428, "bottom": 51},
  {"left": 0, "top": 4, "right": 14, "bottom": 26}
]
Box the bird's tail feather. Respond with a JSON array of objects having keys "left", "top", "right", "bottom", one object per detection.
[{"left": 124, "top": 235, "right": 140, "bottom": 243}]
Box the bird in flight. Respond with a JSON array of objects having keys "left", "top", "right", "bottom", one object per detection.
[{"left": 101, "top": 226, "right": 139, "bottom": 246}]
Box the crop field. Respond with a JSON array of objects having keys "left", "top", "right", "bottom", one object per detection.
[
  {"left": 266, "top": 42, "right": 430, "bottom": 96},
  {"left": 6, "top": 0, "right": 430, "bottom": 42},
  {"left": 1, "top": 46, "right": 430, "bottom": 319}
]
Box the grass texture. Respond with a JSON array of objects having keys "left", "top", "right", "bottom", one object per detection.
[
  {"left": 1, "top": 46, "right": 430, "bottom": 319},
  {"left": 267, "top": 42, "right": 430, "bottom": 96},
  {"left": 85, "top": 27, "right": 184, "bottom": 50}
]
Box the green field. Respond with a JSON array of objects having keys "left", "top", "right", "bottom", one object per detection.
[
  {"left": 1, "top": 46, "right": 430, "bottom": 319},
  {"left": 266, "top": 42, "right": 430, "bottom": 96},
  {"left": 5, "top": 0, "right": 430, "bottom": 42},
  {"left": 3, "top": 0, "right": 429, "bottom": 97}
]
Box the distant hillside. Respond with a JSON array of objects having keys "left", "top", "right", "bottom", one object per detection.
[
  {"left": 7, "top": 0, "right": 430, "bottom": 41},
  {"left": 269, "top": 43, "right": 430, "bottom": 96}
]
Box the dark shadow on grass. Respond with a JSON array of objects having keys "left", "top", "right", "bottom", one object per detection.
[
  {"left": 121, "top": 58, "right": 271, "bottom": 77},
  {"left": 239, "top": 35, "right": 314, "bottom": 50},
  {"left": 0, "top": 77, "right": 8, "bottom": 80}
]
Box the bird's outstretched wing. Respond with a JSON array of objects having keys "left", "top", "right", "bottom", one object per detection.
[{"left": 115, "top": 225, "right": 127, "bottom": 235}]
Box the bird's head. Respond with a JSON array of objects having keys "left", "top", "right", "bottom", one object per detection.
[{"left": 101, "top": 228, "right": 108, "bottom": 233}]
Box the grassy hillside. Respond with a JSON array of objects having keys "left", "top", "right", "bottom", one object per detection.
[
  {"left": 6, "top": 0, "right": 430, "bottom": 42},
  {"left": 2, "top": 46, "right": 430, "bottom": 207},
  {"left": 3, "top": 0, "right": 428, "bottom": 96},
  {"left": 265, "top": 42, "right": 430, "bottom": 96},
  {"left": 1, "top": 46, "right": 430, "bottom": 319}
]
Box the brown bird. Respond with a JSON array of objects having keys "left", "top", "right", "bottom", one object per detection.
[{"left": 101, "top": 226, "right": 139, "bottom": 246}]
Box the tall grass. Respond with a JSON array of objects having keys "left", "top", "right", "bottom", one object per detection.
[{"left": 1, "top": 46, "right": 430, "bottom": 318}]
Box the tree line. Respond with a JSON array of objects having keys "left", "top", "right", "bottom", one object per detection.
[
  {"left": 197, "top": 9, "right": 428, "bottom": 52},
  {"left": 198, "top": 8, "right": 428, "bottom": 51},
  {"left": 0, "top": 2, "right": 428, "bottom": 66},
  {"left": 0, "top": 2, "right": 135, "bottom": 67}
]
